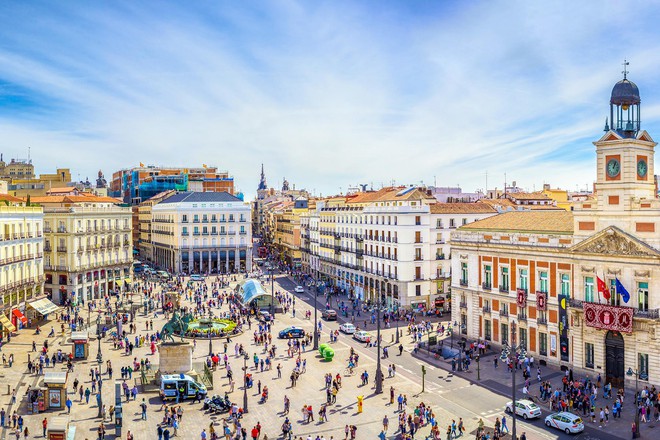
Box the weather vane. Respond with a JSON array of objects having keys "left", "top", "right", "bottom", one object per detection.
[{"left": 622, "top": 59, "right": 629, "bottom": 79}]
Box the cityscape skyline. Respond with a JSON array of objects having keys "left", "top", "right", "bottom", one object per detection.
[{"left": 2, "top": 1, "right": 660, "bottom": 199}]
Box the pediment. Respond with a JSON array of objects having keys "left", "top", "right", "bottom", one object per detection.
[
  {"left": 597, "top": 130, "right": 622, "bottom": 142},
  {"left": 570, "top": 226, "right": 660, "bottom": 257},
  {"left": 637, "top": 130, "right": 655, "bottom": 143}
]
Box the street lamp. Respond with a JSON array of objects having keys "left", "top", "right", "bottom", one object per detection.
[
  {"left": 375, "top": 281, "right": 385, "bottom": 394},
  {"left": 269, "top": 264, "right": 275, "bottom": 317},
  {"left": 242, "top": 354, "right": 249, "bottom": 414},
  {"left": 96, "top": 315, "right": 103, "bottom": 364},
  {"left": 97, "top": 375, "right": 103, "bottom": 418},
  {"left": 208, "top": 332, "right": 213, "bottom": 356},
  {"left": 313, "top": 277, "right": 319, "bottom": 350},
  {"left": 500, "top": 322, "right": 526, "bottom": 440},
  {"left": 476, "top": 354, "right": 481, "bottom": 381},
  {"left": 627, "top": 367, "right": 641, "bottom": 438}
]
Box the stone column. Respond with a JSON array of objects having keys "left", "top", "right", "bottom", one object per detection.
[{"left": 246, "top": 248, "right": 252, "bottom": 272}]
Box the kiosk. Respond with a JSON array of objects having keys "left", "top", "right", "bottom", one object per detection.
[
  {"left": 70, "top": 332, "right": 89, "bottom": 359},
  {"left": 47, "top": 416, "right": 68, "bottom": 440},
  {"left": 43, "top": 372, "right": 68, "bottom": 410}
]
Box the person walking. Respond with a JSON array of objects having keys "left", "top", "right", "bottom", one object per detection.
[
  {"left": 383, "top": 415, "right": 389, "bottom": 432},
  {"left": 501, "top": 415, "right": 509, "bottom": 434},
  {"left": 42, "top": 418, "right": 47, "bottom": 438}
]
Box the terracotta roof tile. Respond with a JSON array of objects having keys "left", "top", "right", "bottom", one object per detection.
[
  {"left": 507, "top": 192, "right": 551, "bottom": 201},
  {"left": 429, "top": 202, "right": 498, "bottom": 214},
  {"left": 459, "top": 210, "right": 574, "bottom": 234}
]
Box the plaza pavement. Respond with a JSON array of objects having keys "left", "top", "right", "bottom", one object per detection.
[{"left": 0, "top": 272, "right": 650, "bottom": 440}]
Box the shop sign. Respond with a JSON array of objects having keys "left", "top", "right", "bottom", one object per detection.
[
  {"left": 536, "top": 291, "right": 547, "bottom": 311},
  {"left": 583, "top": 302, "right": 633, "bottom": 333}
]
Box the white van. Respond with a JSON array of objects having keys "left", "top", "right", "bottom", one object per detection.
[{"left": 159, "top": 374, "right": 207, "bottom": 401}]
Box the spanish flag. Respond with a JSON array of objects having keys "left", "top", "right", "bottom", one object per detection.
[{"left": 139, "top": 162, "right": 145, "bottom": 167}]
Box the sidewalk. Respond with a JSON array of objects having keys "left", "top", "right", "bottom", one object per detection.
[{"left": 413, "top": 333, "right": 654, "bottom": 440}]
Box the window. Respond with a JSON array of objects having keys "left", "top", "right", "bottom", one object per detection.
[
  {"left": 415, "top": 216, "right": 421, "bottom": 226},
  {"left": 193, "top": 215, "right": 199, "bottom": 223},
  {"left": 500, "top": 267, "right": 509, "bottom": 291},
  {"left": 483, "top": 265, "right": 492, "bottom": 288},
  {"left": 415, "top": 231, "right": 422, "bottom": 243},
  {"left": 501, "top": 323, "right": 509, "bottom": 345},
  {"left": 519, "top": 268, "right": 528, "bottom": 292},
  {"left": 460, "top": 262, "right": 468, "bottom": 285},
  {"left": 584, "top": 277, "right": 594, "bottom": 302},
  {"left": 462, "top": 218, "right": 467, "bottom": 225},
  {"left": 609, "top": 279, "right": 621, "bottom": 306},
  {"left": 449, "top": 218, "right": 455, "bottom": 228},
  {"left": 638, "top": 282, "right": 649, "bottom": 311},
  {"left": 519, "top": 328, "right": 527, "bottom": 350},
  {"left": 484, "top": 320, "right": 491, "bottom": 341},
  {"left": 639, "top": 353, "right": 649, "bottom": 380},
  {"left": 538, "top": 271, "right": 548, "bottom": 293},
  {"left": 436, "top": 219, "right": 443, "bottom": 228},
  {"left": 561, "top": 274, "right": 570, "bottom": 298},
  {"left": 415, "top": 285, "right": 421, "bottom": 296},
  {"left": 585, "top": 343, "right": 594, "bottom": 368},
  {"left": 539, "top": 333, "right": 547, "bottom": 356}
]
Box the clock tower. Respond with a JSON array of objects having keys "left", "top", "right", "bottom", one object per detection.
[{"left": 574, "top": 64, "right": 660, "bottom": 244}]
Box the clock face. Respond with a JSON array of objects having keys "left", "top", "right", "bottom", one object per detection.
[
  {"left": 637, "top": 159, "right": 648, "bottom": 178},
  {"left": 607, "top": 158, "right": 620, "bottom": 178}
]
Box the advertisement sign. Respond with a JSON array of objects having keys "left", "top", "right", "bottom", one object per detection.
[
  {"left": 558, "top": 294, "right": 569, "bottom": 361},
  {"left": 583, "top": 302, "right": 633, "bottom": 334},
  {"left": 536, "top": 292, "right": 547, "bottom": 311}
]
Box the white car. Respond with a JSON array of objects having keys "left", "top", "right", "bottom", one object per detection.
[
  {"left": 339, "top": 323, "right": 356, "bottom": 334},
  {"left": 294, "top": 286, "right": 304, "bottom": 293},
  {"left": 505, "top": 399, "right": 541, "bottom": 419},
  {"left": 544, "top": 412, "right": 585, "bottom": 434},
  {"left": 353, "top": 330, "right": 372, "bottom": 342}
]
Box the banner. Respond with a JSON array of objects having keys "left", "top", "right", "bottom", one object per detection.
[
  {"left": 516, "top": 289, "right": 527, "bottom": 308},
  {"left": 583, "top": 302, "right": 633, "bottom": 333},
  {"left": 536, "top": 291, "right": 547, "bottom": 311},
  {"left": 558, "top": 294, "right": 570, "bottom": 362}
]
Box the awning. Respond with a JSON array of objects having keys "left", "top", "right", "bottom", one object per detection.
[
  {"left": 12, "top": 309, "right": 27, "bottom": 325},
  {"left": 0, "top": 314, "right": 16, "bottom": 332},
  {"left": 27, "top": 298, "right": 60, "bottom": 316}
]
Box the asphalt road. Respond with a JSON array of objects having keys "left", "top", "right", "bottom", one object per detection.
[{"left": 265, "top": 268, "right": 625, "bottom": 440}]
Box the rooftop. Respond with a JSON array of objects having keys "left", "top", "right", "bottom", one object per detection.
[
  {"left": 459, "top": 210, "right": 574, "bottom": 234},
  {"left": 429, "top": 202, "right": 497, "bottom": 214},
  {"left": 160, "top": 191, "right": 242, "bottom": 204}
]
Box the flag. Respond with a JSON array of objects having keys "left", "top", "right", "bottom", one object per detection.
[
  {"left": 615, "top": 278, "right": 630, "bottom": 303},
  {"left": 597, "top": 276, "right": 610, "bottom": 301},
  {"left": 139, "top": 162, "right": 145, "bottom": 167}
]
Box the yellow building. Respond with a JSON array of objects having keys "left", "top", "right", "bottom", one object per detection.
[
  {"left": 6, "top": 168, "right": 72, "bottom": 197},
  {"left": 0, "top": 194, "right": 45, "bottom": 332},
  {"left": 542, "top": 184, "right": 572, "bottom": 211},
  {"left": 31, "top": 193, "right": 133, "bottom": 305},
  {"left": 137, "top": 190, "right": 176, "bottom": 264}
]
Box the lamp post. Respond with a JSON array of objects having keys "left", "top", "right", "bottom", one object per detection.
[
  {"left": 375, "top": 280, "right": 386, "bottom": 394},
  {"left": 208, "top": 332, "right": 213, "bottom": 356},
  {"left": 242, "top": 354, "right": 249, "bottom": 413},
  {"left": 270, "top": 264, "right": 275, "bottom": 317},
  {"left": 501, "top": 321, "right": 526, "bottom": 440},
  {"left": 96, "top": 315, "right": 103, "bottom": 364},
  {"left": 627, "top": 367, "right": 641, "bottom": 438},
  {"left": 313, "top": 277, "right": 319, "bottom": 350},
  {"left": 97, "top": 375, "right": 103, "bottom": 418},
  {"left": 476, "top": 354, "right": 481, "bottom": 381}
]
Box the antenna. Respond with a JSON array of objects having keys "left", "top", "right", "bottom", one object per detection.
[
  {"left": 622, "top": 59, "right": 629, "bottom": 79},
  {"left": 28, "top": 146, "right": 31, "bottom": 164}
]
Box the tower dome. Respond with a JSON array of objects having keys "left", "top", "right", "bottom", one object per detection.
[
  {"left": 607, "top": 60, "right": 640, "bottom": 137},
  {"left": 610, "top": 78, "right": 640, "bottom": 107}
]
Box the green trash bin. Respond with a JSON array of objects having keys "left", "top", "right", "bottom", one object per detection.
[
  {"left": 319, "top": 343, "right": 329, "bottom": 355},
  {"left": 323, "top": 347, "right": 335, "bottom": 361}
]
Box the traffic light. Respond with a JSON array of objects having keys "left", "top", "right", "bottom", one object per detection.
[{"left": 421, "top": 365, "right": 426, "bottom": 375}]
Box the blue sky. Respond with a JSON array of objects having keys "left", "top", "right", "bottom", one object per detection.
[{"left": 2, "top": 1, "right": 660, "bottom": 198}]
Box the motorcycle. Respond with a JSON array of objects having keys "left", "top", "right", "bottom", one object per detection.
[{"left": 203, "top": 394, "right": 231, "bottom": 413}]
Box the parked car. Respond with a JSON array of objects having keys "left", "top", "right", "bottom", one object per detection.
[
  {"left": 323, "top": 309, "right": 337, "bottom": 320},
  {"left": 544, "top": 412, "right": 585, "bottom": 434},
  {"left": 505, "top": 399, "right": 541, "bottom": 419},
  {"left": 294, "top": 286, "right": 304, "bottom": 293},
  {"left": 190, "top": 274, "right": 204, "bottom": 282},
  {"left": 278, "top": 326, "right": 305, "bottom": 339},
  {"left": 353, "top": 330, "right": 372, "bottom": 342},
  {"left": 339, "top": 323, "right": 356, "bottom": 334}
]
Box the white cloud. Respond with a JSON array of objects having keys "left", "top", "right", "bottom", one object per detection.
[{"left": 1, "top": 0, "right": 660, "bottom": 198}]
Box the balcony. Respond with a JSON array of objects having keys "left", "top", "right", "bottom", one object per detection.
[
  {"left": 239, "top": 231, "right": 247, "bottom": 235},
  {"left": 228, "top": 218, "right": 235, "bottom": 222},
  {"left": 482, "top": 306, "right": 491, "bottom": 314},
  {"left": 414, "top": 256, "right": 423, "bottom": 261},
  {"left": 436, "top": 254, "right": 445, "bottom": 260},
  {"left": 537, "top": 316, "right": 548, "bottom": 325},
  {"left": 499, "top": 285, "right": 509, "bottom": 293},
  {"left": 568, "top": 298, "right": 583, "bottom": 309},
  {"left": 57, "top": 246, "right": 67, "bottom": 252},
  {"left": 517, "top": 313, "right": 527, "bottom": 322},
  {"left": 193, "top": 219, "right": 200, "bottom": 223},
  {"left": 634, "top": 309, "right": 660, "bottom": 319},
  {"left": 459, "top": 301, "right": 468, "bottom": 309},
  {"left": 44, "top": 227, "right": 52, "bottom": 233},
  {"left": 44, "top": 245, "right": 52, "bottom": 251},
  {"left": 499, "top": 310, "right": 509, "bottom": 317},
  {"left": 193, "top": 232, "right": 200, "bottom": 236},
  {"left": 182, "top": 232, "right": 189, "bottom": 236},
  {"left": 459, "top": 279, "right": 468, "bottom": 287},
  {"left": 482, "top": 282, "right": 491, "bottom": 291},
  {"left": 57, "top": 227, "right": 67, "bottom": 233}
]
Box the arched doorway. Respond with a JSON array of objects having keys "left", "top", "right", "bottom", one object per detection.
[{"left": 605, "top": 331, "right": 625, "bottom": 388}]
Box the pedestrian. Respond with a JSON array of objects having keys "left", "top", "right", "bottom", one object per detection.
[
  {"left": 140, "top": 398, "right": 147, "bottom": 420},
  {"left": 383, "top": 415, "right": 389, "bottom": 432},
  {"left": 42, "top": 418, "right": 47, "bottom": 438}
]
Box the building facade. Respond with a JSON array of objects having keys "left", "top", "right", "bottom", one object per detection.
[
  {"left": 137, "top": 190, "right": 176, "bottom": 264},
  {"left": 34, "top": 194, "right": 133, "bottom": 305},
  {"left": 151, "top": 192, "right": 252, "bottom": 274},
  {"left": 0, "top": 197, "right": 45, "bottom": 332},
  {"left": 451, "top": 72, "right": 660, "bottom": 387}
]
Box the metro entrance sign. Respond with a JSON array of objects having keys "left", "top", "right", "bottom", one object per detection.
[{"left": 583, "top": 302, "right": 633, "bottom": 333}]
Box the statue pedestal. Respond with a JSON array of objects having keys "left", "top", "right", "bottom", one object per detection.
[{"left": 158, "top": 342, "right": 193, "bottom": 375}]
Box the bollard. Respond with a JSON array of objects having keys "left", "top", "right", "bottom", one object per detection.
[
  {"left": 391, "top": 335, "right": 394, "bottom": 342},
  {"left": 357, "top": 395, "right": 364, "bottom": 413}
]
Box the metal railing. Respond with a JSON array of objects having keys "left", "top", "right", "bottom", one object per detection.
[{"left": 482, "top": 282, "right": 491, "bottom": 290}]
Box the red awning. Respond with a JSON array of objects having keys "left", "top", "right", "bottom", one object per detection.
[{"left": 12, "top": 309, "right": 27, "bottom": 325}]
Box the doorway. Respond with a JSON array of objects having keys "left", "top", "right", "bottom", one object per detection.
[{"left": 605, "top": 331, "right": 625, "bottom": 388}]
